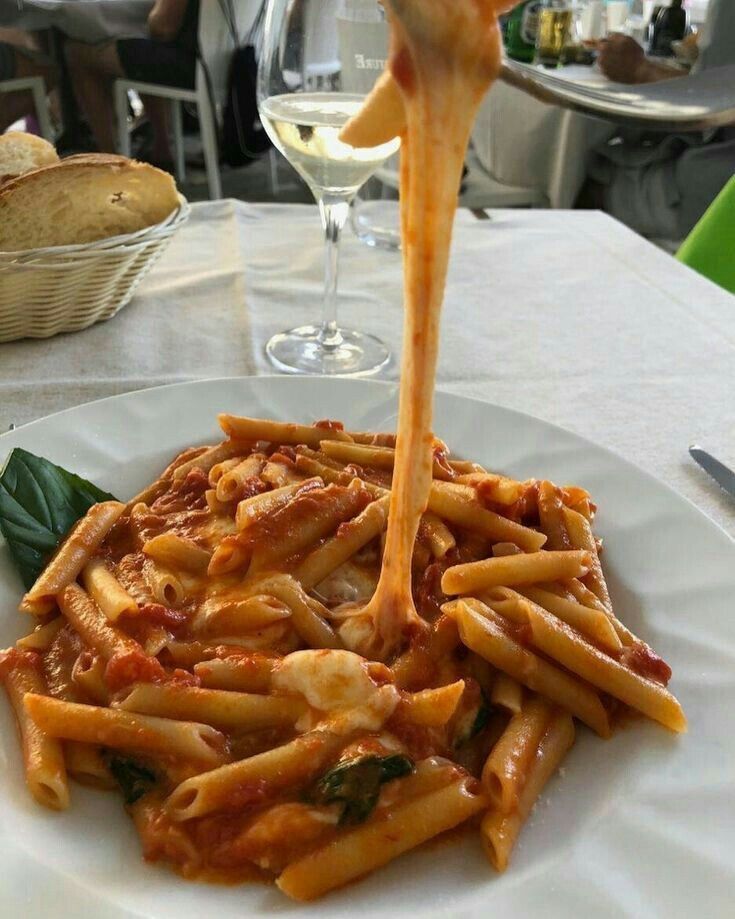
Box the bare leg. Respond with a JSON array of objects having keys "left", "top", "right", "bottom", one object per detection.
[
  {"left": 65, "top": 41, "right": 124, "bottom": 152},
  {"left": 140, "top": 94, "right": 173, "bottom": 162}
]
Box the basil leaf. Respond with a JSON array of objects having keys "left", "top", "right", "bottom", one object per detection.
[
  {"left": 107, "top": 755, "right": 158, "bottom": 805},
  {"left": 310, "top": 754, "right": 414, "bottom": 825},
  {"left": 0, "top": 448, "right": 116, "bottom": 589}
]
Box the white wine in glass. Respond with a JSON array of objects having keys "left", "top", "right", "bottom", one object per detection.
[{"left": 258, "top": 0, "right": 400, "bottom": 376}]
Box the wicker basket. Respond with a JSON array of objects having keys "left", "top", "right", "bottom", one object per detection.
[{"left": 0, "top": 196, "right": 190, "bottom": 343}]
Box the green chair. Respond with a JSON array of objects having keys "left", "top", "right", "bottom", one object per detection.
[{"left": 677, "top": 175, "right": 735, "bottom": 294}]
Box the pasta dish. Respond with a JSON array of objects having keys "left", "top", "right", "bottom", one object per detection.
[
  {"left": 0, "top": 415, "right": 685, "bottom": 899},
  {"left": 0, "top": 0, "right": 684, "bottom": 904}
]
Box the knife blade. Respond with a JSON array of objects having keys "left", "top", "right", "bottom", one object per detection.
[{"left": 689, "top": 445, "right": 735, "bottom": 500}]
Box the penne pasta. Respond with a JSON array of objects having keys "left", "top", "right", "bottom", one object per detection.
[
  {"left": 526, "top": 607, "right": 687, "bottom": 733},
  {"left": 115, "top": 683, "right": 306, "bottom": 731},
  {"left": 16, "top": 617, "right": 64, "bottom": 651},
  {"left": 82, "top": 557, "right": 139, "bottom": 621},
  {"left": 165, "top": 729, "right": 351, "bottom": 821},
  {"left": 562, "top": 508, "right": 612, "bottom": 611},
  {"left": 193, "top": 654, "right": 278, "bottom": 693},
  {"left": 399, "top": 680, "right": 466, "bottom": 727},
  {"left": 215, "top": 454, "right": 267, "bottom": 503},
  {"left": 71, "top": 653, "right": 110, "bottom": 705},
  {"left": 420, "top": 512, "right": 457, "bottom": 559},
  {"left": 481, "top": 694, "right": 555, "bottom": 812},
  {"left": 277, "top": 776, "right": 487, "bottom": 901},
  {"left": 296, "top": 495, "right": 390, "bottom": 590},
  {"left": 490, "top": 673, "right": 524, "bottom": 714},
  {"left": 20, "top": 501, "right": 125, "bottom": 615},
  {"left": 207, "top": 456, "right": 242, "bottom": 486},
  {"left": 428, "top": 482, "right": 546, "bottom": 553},
  {"left": 537, "top": 481, "right": 573, "bottom": 551},
  {"left": 445, "top": 598, "right": 610, "bottom": 737},
  {"left": 0, "top": 650, "right": 70, "bottom": 810},
  {"left": 492, "top": 542, "right": 523, "bottom": 558},
  {"left": 24, "top": 694, "right": 227, "bottom": 766},
  {"left": 172, "top": 441, "right": 242, "bottom": 482},
  {"left": 59, "top": 583, "right": 141, "bottom": 661},
  {"left": 64, "top": 742, "right": 115, "bottom": 789},
  {"left": 0, "top": 410, "right": 684, "bottom": 898},
  {"left": 235, "top": 478, "right": 323, "bottom": 532},
  {"left": 143, "top": 533, "right": 211, "bottom": 574},
  {"left": 205, "top": 488, "right": 231, "bottom": 514},
  {"left": 481, "top": 710, "right": 575, "bottom": 872},
  {"left": 218, "top": 415, "right": 353, "bottom": 448},
  {"left": 192, "top": 594, "right": 291, "bottom": 637},
  {"left": 144, "top": 559, "right": 185, "bottom": 608},
  {"left": 442, "top": 550, "right": 590, "bottom": 596},
  {"left": 247, "top": 481, "right": 371, "bottom": 577},
  {"left": 461, "top": 473, "right": 524, "bottom": 507},
  {"left": 243, "top": 574, "right": 341, "bottom": 649},
  {"left": 319, "top": 439, "right": 453, "bottom": 481},
  {"left": 517, "top": 586, "right": 622, "bottom": 653}
]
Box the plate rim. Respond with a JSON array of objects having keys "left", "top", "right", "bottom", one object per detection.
[
  {"left": 1, "top": 374, "right": 734, "bottom": 917},
  {"left": 3, "top": 374, "right": 732, "bottom": 547}
]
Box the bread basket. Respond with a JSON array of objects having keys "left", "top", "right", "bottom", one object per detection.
[{"left": 0, "top": 195, "right": 190, "bottom": 343}]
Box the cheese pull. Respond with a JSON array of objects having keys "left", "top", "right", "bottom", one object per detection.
[{"left": 336, "top": 0, "right": 514, "bottom": 662}]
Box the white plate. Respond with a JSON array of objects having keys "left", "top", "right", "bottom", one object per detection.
[{"left": 1, "top": 377, "right": 733, "bottom": 919}]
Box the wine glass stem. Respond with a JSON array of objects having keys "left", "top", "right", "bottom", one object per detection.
[{"left": 317, "top": 195, "right": 351, "bottom": 351}]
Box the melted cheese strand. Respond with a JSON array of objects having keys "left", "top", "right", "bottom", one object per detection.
[{"left": 338, "top": 0, "right": 507, "bottom": 660}]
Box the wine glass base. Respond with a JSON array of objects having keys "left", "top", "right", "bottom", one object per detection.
[
  {"left": 266, "top": 325, "right": 391, "bottom": 376},
  {"left": 351, "top": 200, "right": 402, "bottom": 251}
]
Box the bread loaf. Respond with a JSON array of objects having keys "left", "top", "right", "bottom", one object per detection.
[
  {"left": 0, "top": 156, "right": 179, "bottom": 251},
  {"left": 0, "top": 132, "right": 59, "bottom": 184}
]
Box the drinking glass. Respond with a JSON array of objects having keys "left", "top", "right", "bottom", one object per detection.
[{"left": 258, "top": 0, "right": 400, "bottom": 375}]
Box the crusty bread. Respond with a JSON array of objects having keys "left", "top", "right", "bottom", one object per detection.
[
  {"left": 0, "top": 132, "right": 59, "bottom": 185},
  {"left": 0, "top": 156, "right": 179, "bottom": 251}
]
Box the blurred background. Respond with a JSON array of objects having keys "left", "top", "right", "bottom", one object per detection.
[{"left": 1, "top": 0, "right": 732, "bottom": 250}]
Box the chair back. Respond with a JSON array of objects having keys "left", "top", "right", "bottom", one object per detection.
[
  {"left": 677, "top": 174, "right": 735, "bottom": 294},
  {"left": 197, "top": 0, "right": 263, "bottom": 111}
]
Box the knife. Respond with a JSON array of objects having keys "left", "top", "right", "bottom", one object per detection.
[{"left": 689, "top": 445, "right": 735, "bottom": 500}]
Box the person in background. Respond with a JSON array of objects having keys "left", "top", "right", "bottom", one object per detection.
[
  {"left": 0, "top": 29, "right": 55, "bottom": 133},
  {"left": 65, "top": 0, "right": 199, "bottom": 167},
  {"left": 583, "top": 0, "right": 735, "bottom": 240}
]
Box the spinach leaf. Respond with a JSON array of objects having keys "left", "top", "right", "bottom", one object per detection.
[
  {"left": 310, "top": 754, "right": 414, "bottom": 825},
  {"left": 0, "top": 448, "right": 116, "bottom": 588},
  {"left": 107, "top": 756, "right": 158, "bottom": 805}
]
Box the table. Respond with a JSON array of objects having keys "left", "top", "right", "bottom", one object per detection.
[{"left": 2, "top": 201, "right": 733, "bottom": 534}]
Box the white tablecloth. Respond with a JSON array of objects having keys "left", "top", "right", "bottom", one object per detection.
[{"left": 1, "top": 201, "right": 733, "bottom": 534}]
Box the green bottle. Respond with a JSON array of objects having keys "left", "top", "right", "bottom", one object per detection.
[{"left": 504, "top": 0, "right": 543, "bottom": 63}]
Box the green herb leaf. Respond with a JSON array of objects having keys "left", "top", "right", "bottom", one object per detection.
[
  {"left": 107, "top": 756, "right": 158, "bottom": 805},
  {"left": 311, "top": 754, "right": 414, "bottom": 825},
  {"left": 0, "top": 448, "right": 116, "bottom": 589}
]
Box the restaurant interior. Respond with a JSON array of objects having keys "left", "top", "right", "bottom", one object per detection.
[{"left": 0, "top": 2, "right": 733, "bottom": 916}]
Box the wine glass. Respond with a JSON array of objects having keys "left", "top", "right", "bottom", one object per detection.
[{"left": 258, "top": 0, "right": 400, "bottom": 376}]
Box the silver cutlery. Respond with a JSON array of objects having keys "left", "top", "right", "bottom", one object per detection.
[{"left": 689, "top": 445, "right": 735, "bottom": 500}]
